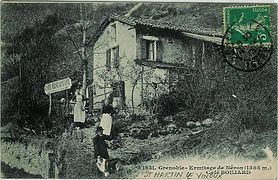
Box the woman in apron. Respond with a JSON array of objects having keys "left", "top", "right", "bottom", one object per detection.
[
  {"left": 74, "top": 89, "right": 86, "bottom": 127},
  {"left": 70, "top": 89, "right": 86, "bottom": 142},
  {"left": 100, "top": 99, "right": 115, "bottom": 136}
]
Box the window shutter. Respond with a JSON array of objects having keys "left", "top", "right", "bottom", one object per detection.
[
  {"left": 141, "top": 39, "right": 147, "bottom": 60},
  {"left": 111, "top": 24, "right": 117, "bottom": 42},
  {"left": 156, "top": 40, "right": 163, "bottom": 61},
  {"left": 113, "top": 46, "right": 120, "bottom": 68},
  {"left": 106, "top": 49, "right": 111, "bottom": 71}
]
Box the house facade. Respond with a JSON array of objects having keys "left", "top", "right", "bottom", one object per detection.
[{"left": 92, "top": 14, "right": 223, "bottom": 112}]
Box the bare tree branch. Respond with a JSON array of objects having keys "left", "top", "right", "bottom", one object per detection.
[{"left": 63, "top": 23, "right": 84, "bottom": 62}]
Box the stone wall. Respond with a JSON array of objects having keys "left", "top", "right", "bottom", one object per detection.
[
  {"left": 1, "top": 139, "right": 56, "bottom": 178},
  {"left": 1, "top": 128, "right": 97, "bottom": 178}
]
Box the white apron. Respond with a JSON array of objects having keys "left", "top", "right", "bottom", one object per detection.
[
  {"left": 100, "top": 113, "right": 112, "bottom": 136},
  {"left": 74, "top": 95, "right": 85, "bottom": 123}
]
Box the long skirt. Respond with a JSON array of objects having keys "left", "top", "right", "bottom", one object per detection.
[
  {"left": 100, "top": 113, "right": 112, "bottom": 136},
  {"left": 74, "top": 103, "right": 85, "bottom": 123}
]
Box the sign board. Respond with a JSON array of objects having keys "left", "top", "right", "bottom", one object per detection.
[{"left": 44, "top": 78, "right": 72, "bottom": 94}]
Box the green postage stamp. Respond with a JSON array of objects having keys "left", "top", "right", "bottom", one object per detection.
[
  {"left": 222, "top": 5, "right": 273, "bottom": 72},
  {"left": 223, "top": 5, "right": 271, "bottom": 46}
]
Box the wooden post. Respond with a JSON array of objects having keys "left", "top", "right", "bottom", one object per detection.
[
  {"left": 66, "top": 90, "right": 69, "bottom": 115},
  {"left": 48, "top": 94, "right": 52, "bottom": 118},
  {"left": 48, "top": 152, "right": 56, "bottom": 178}
]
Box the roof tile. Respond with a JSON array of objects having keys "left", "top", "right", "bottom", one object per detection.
[{"left": 110, "top": 14, "right": 222, "bottom": 37}]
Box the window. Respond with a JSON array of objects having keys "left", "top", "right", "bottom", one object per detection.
[
  {"left": 111, "top": 24, "right": 117, "bottom": 42},
  {"left": 112, "top": 46, "right": 120, "bottom": 68},
  {"left": 141, "top": 36, "right": 162, "bottom": 61},
  {"left": 106, "top": 46, "right": 120, "bottom": 70}
]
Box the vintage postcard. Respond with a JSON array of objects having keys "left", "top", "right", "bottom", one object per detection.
[{"left": 1, "top": 1, "right": 277, "bottom": 179}]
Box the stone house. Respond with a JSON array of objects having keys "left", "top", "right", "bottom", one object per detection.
[{"left": 92, "top": 14, "right": 223, "bottom": 112}]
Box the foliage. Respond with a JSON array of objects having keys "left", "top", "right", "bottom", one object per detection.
[
  {"left": 1, "top": 14, "right": 63, "bottom": 131},
  {"left": 112, "top": 116, "right": 134, "bottom": 135},
  {"left": 154, "top": 92, "right": 193, "bottom": 119},
  {"left": 191, "top": 113, "right": 277, "bottom": 159},
  {"left": 57, "top": 136, "right": 98, "bottom": 178}
]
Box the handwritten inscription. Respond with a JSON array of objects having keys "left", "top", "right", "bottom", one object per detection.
[{"left": 138, "top": 164, "right": 274, "bottom": 179}]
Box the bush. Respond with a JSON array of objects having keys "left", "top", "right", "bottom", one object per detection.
[
  {"left": 130, "top": 114, "right": 147, "bottom": 122},
  {"left": 239, "top": 104, "right": 277, "bottom": 132},
  {"left": 113, "top": 116, "right": 134, "bottom": 135},
  {"left": 57, "top": 136, "right": 98, "bottom": 178},
  {"left": 150, "top": 88, "right": 212, "bottom": 125},
  {"left": 152, "top": 92, "right": 193, "bottom": 118}
]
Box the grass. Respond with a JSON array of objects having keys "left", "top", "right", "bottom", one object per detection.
[
  {"left": 101, "top": 127, "right": 277, "bottom": 179},
  {"left": 2, "top": 115, "right": 276, "bottom": 179},
  {"left": 107, "top": 128, "right": 277, "bottom": 179},
  {"left": 1, "top": 162, "right": 42, "bottom": 178},
  {"left": 50, "top": 112, "right": 278, "bottom": 179}
]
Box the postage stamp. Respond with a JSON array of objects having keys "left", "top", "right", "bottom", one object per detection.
[
  {"left": 223, "top": 5, "right": 271, "bottom": 46},
  {"left": 222, "top": 5, "right": 273, "bottom": 72}
]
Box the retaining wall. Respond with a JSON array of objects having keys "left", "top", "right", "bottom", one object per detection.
[{"left": 1, "top": 139, "right": 56, "bottom": 178}]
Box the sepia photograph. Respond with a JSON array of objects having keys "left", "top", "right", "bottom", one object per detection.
[{"left": 1, "top": 1, "right": 277, "bottom": 179}]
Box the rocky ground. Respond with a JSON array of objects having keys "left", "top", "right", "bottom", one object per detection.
[{"left": 55, "top": 112, "right": 277, "bottom": 179}]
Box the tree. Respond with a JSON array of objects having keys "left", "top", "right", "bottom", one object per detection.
[
  {"left": 1, "top": 14, "right": 62, "bottom": 131},
  {"left": 55, "top": 4, "right": 117, "bottom": 112}
]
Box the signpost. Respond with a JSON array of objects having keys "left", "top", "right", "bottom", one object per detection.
[
  {"left": 44, "top": 78, "right": 72, "bottom": 117},
  {"left": 44, "top": 78, "right": 72, "bottom": 95}
]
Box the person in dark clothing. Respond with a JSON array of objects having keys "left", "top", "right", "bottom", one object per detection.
[
  {"left": 93, "top": 126, "right": 110, "bottom": 159},
  {"left": 93, "top": 126, "right": 119, "bottom": 177},
  {"left": 102, "top": 102, "right": 115, "bottom": 115},
  {"left": 93, "top": 126, "right": 110, "bottom": 177}
]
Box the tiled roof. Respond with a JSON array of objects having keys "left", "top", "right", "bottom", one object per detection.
[{"left": 109, "top": 14, "right": 223, "bottom": 38}]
